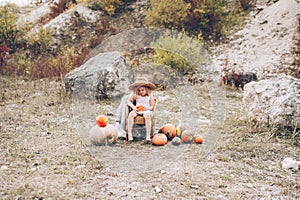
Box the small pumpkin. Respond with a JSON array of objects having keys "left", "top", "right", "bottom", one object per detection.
[
  {"left": 96, "top": 115, "right": 108, "bottom": 127},
  {"left": 171, "top": 136, "right": 182, "bottom": 146},
  {"left": 194, "top": 134, "right": 203, "bottom": 144},
  {"left": 136, "top": 105, "right": 145, "bottom": 112},
  {"left": 103, "top": 124, "right": 118, "bottom": 144},
  {"left": 181, "top": 129, "right": 194, "bottom": 143},
  {"left": 152, "top": 133, "right": 168, "bottom": 146},
  {"left": 176, "top": 123, "right": 191, "bottom": 137},
  {"left": 159, "top": 124, "right": 177, "bottom": 139},
  {"left": 89, "top": 125, "right": 106, "bottom": 145}
]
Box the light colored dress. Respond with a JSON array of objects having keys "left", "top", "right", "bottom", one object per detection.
[{"left": 136, "top": 95, "right": 150, "bottom": 108}]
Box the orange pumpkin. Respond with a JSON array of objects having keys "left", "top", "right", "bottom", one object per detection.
[
  {"left": 152, "top": 133, "right": 168, "bottom": 146},
  {"left": 96, "top": 115, "right": 108, "bottom": 127},
  {"left": 181, "top": 130, "right": 194, "bottom": 143},
  {"left": 159, "top": 124, "right": 177, "bottom": 139},
  {"left": 136, "top": 105, "right": 145, "bottom": 112},
  {"left": 194, "top": 134, "right": 203, "bottom": 144}
]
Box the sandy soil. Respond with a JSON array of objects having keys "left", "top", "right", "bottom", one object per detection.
[{"left": 0, "top": 76, "right": 299, "bottom": 199}]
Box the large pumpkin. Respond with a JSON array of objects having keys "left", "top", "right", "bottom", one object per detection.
[
  {"left": 152, "top": 133, "right": 168, "bottom": 146},
  {"left": 181, "top": 129, "right": 194, "bottom": 143},
  {"left": 89, "top": 125, "right": 106, "bottom": 145},
  {"left": 194, "top": 134, "right": 203, "bottom": 144},
  {"left": 159, "top": 124, "right": 177, "bottom": 139},
  {"left": 89, "top": 124, "right": 118, "bottom": 145},
  {"left": 96, "top": 115, "right": 108, "bottom": 127}
]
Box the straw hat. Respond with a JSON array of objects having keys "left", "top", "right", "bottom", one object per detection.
[{"left": 129, "top": 77, "right": 156, "bottom": 90}]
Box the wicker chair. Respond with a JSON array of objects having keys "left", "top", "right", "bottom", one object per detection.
[{"left": 125, "top": 97, "right": 158, "bottom": 141}]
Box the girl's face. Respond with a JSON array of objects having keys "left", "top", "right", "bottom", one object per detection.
[{"left": 137, "top": 86, "right": 148, "bottom": 96}]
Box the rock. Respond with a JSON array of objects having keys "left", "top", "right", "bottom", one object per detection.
[
  {"left": 64, "top": 51, "right": 131, "bottom": 100},
  {"left": 154, "top": 186, "right": 162, "bottom": 193},
  {"left": 41, "top": 4, "right": 103, "bottom": 47},
  {"left": 282, "top": 157, "right": 299, "bottom": 170},
  {"left": 210, "top": 0, "right": 299, "bottom": 78},
  {"left": 1, "top": 165, "right": 8, "bottom": 170},
  {"left": 243, "top": 75, "right": 300, "bottom": 129}
]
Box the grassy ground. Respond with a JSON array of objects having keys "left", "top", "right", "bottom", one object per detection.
[{"left": 0, "top": 76, "right": 299, "bottom": 199}]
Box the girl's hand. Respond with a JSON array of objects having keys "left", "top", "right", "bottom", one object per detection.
[{"left": 133, "top": 106, "right": 138, "bottom": 112}]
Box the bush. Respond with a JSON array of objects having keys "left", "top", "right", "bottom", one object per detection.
[
  {"left": 146, "top": 0, "right": 249, "bottom": 41},
  {"left": 0, "top": 4, "right": 21, "bottom": 52},
  {"left": 150, "top": 30, "right": 206, "bottom": 75},
  {"left": 26, "top": 27, "right": 53, "bottom": 56},
  {"left": 2, "top": 44, "right": 87, "bottom": 79},
  {"left": 146, "top": 0, "right": 229, "bottom": 41},
  {"left": 238, "top": 0, "right": 255, "bottom": 11},
  {"left": 87, "top": 0, "right": 123, "bottom": 16},
  {"left": 184, "top": 0, "right": 227, "bottom": 40},
  {"left": 29, "top": 45, "right": 85, "bottom": 79},
  {"left": 145, "top": 0, "right": 189, "bottom": 30}
]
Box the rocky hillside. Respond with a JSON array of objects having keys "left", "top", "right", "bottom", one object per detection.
[
  {"left": 16, "top": 0, "right": 299, "bottom": 78},
  {"left": 210, "top": 0, "right": 299, "bottom": 79}
]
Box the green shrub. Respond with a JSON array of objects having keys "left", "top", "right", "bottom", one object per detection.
[
  {"left": 184, "top": 0, "right": 227, "bottom": 40},
  {"left": 0, "top": 3, "right": 21, "bottom": 52},
  {"left": 146, "top": 0, "right": 248, "bottom": 41},
  {"left": 150, "top": 30, "right": 206, "bottom": 75},
  {"left": 88, "top": 0, "right": 123, "bottom": 16},
  {"left": 146, "top": 0, "right": 189, "bottom": 30},
  {"left": 26, "top": 27, "right": 53, "bottom": 55}
]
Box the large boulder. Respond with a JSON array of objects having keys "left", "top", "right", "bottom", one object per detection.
[
  {"left": 243, "top": 75, "right": 300, "bottom": 129},
  {"left": 64, "top": 51, "right": 131, "bottom": 100}
]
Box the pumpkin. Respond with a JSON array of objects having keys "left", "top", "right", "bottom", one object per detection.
[
  {"left": 89, "top": 124, "right": 118, "bottom": 145},
  {"left": 89, "top": 125, "right": 106, "bottom": 145},
  {"left": 181, "top": 129, "right": 194, "bottom": 143},
  {"left": 159, "top": 124, "right": 177, "bottom": 139},
  {"left": 152, "top": 133, "right": 168, "bottom": 146},
  {"left": 103, "top": 124, "right": 118, "bottom": 144},
  {"left": 171, "top": 136, "right": 182, "bottom": 146},
  {"left": 176, "top": 127, "right": 181, "bottom": 137},
  {"left": 194, "top": 134, "right": 203, "bottom": 144},
  {"left": 176, "top": 123, "right": 192, "bottom": 137},
  {"left": 96, "top": 115, "right": 108, "bottom": 127},
  {"left": 136, "top": 105, "right": 145, "bottom": 112}
]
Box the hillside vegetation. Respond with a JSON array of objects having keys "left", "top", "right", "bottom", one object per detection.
[{"left": 0, "top": 0, "right": 253, "bottom": 79}]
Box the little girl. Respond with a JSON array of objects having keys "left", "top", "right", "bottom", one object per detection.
[{"left": 127, "top": 78, "right": 156, "bottom": 142}]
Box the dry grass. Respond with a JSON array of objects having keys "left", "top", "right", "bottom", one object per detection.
[{"left": 0, "top": 76, "right": 299, "bottom": 199}]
